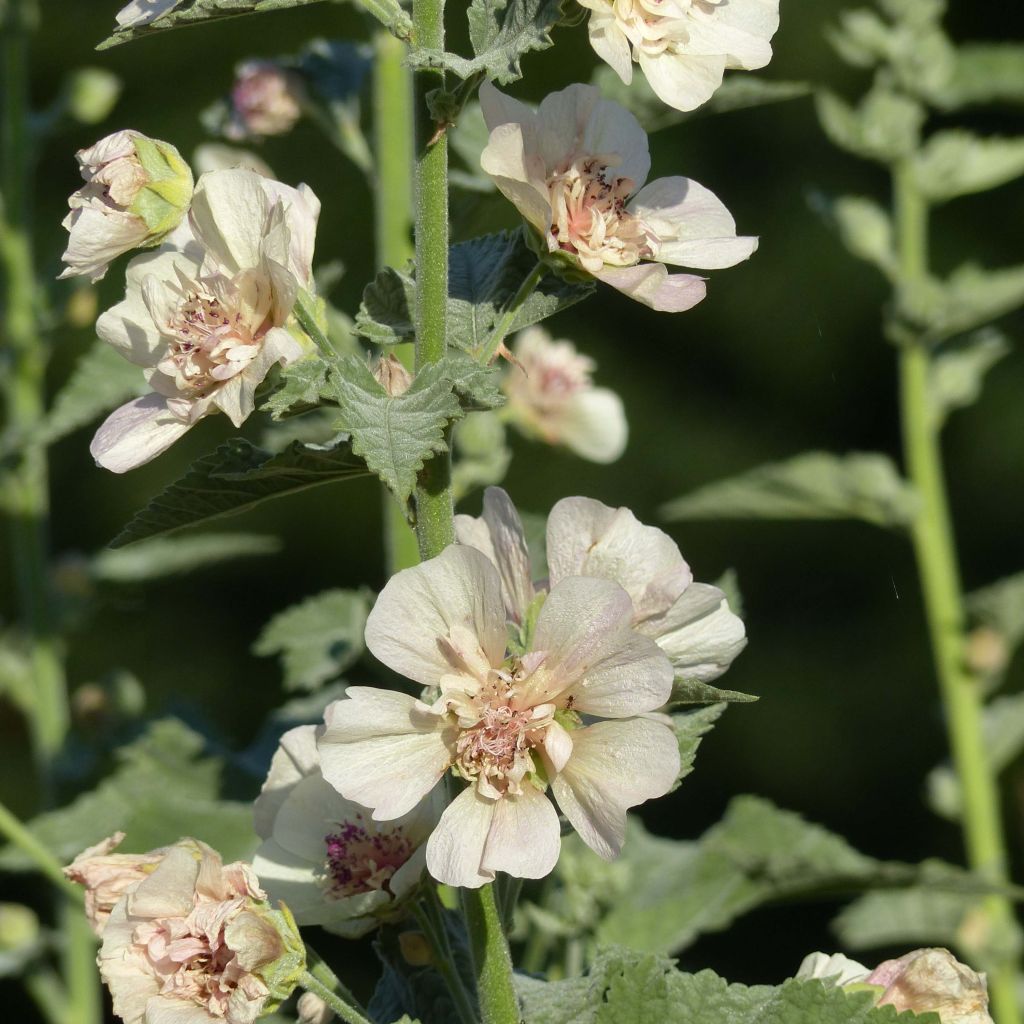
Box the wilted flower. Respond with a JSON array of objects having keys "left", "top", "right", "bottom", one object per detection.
[
  {"left": 457, "top": 487, "right": 746, "bottom": 680},
  {"left": 579, "top": 0, "right": 780, "bottom": 113},
  {"left": 91, "top": 168, "right": 320, "bottom": 472},
  {"left": 59, "top": 129, "right": 193, "bottom": 282},
  {"left": 795, "top": 951, "right": 872, "bottom": 987},
  {"left": 63, "top": 832, "right": 164, "bottom": 934},
  {"left": 115, "top": 0, "right": 183, "bottom": 28},
  {"left": 80, "top": 837, "right": 304, "bottom": 1024},
  {"left": 252, "top": 725, "right": 441, "bottom": 937},
  {"left": 502, "top": 326, "right": 627, "bottom": 463},
  {"left": 372, "top": 354, "right": 413, "bottom": 397},
  {"left": 480, "top": 81, "right": 756, "bottom": 312},
  {"left": 319, "top": 537, "right": 679, "bottom": 889},
  {"left": 227, "top": 61, "right": 305, "bottom": 140}
]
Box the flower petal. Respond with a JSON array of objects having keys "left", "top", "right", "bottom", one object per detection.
[
  {"left": 638, "top": 49, "right": 726, "bottom": 114},
  {"left": 551, "top": 718, "right": 680, "bottom": 859},
  {"left": 688, "top": 0, "right": 779, "bottom": 70},
  {"left": 587, "top": 14, "right": 634, "bottom": 85},
  {"left": 426, "top": 786, "right": 496, "bottom": 888},
  {"left": 253, "top": 724, "right": 321, "bottom": 839},
  {"left": 479, "top": 122, "right": 551, "bottom": 234},
  {"left": 593, "top": 263, "right": 707, "bottom": 312},
  {"left": 481, "top": 784, "right": 561, "bottom": 880},
  {"left": 189, "top": 168, "right": 271, "bottom": 274},
  {"left": 90, "top": 394, "right": 192, "bottom": 474},
  {"left": 560, "top": 388, "right": 628, "bottom": 464}
]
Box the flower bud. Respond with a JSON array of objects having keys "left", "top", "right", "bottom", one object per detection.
[
  {"left": 66, "top": 68, "right": 122, "bottom": 125},
  {"left": 227, "top": 61, "right": 304, "bottom": 140},
  {"left": 866, "top": 948, "right": 993, "bottom": 1023},
  {"left": 0, "top": 903, "right": 42, "bottom": 976},
  {"left": 373, "top": 354, "right": 413, "bottom": 397},
  {"left": 59, "top": 129, "right": 193, "bottom": 282},
  {"left": 297, "top": 992, "right": 333, "bottom": 1024}
]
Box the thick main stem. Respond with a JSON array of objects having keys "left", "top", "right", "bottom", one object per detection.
[{"left": 894, "top": 163, "right": 1020, "bottom": 1024}]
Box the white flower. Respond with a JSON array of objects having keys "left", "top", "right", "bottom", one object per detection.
[
  {"left": 227, "top": 62, "right": 305, "bottom": 141},
  {"left": 795, "top": 952, "right": 871, "bottom": 987},
  {"left": 59, "top": 130, "right": 193, "bottom": 283},
  {"left": 457, "top": 487, "right": 746, "bottom": 680},
  {"left": 252, "top": 725, "right": 441, "bottom": 938},
  {"left": 318, "top": 544, "right": 679, "bottom": 889},
  {"left": 502, "top": 326, "right": 627, "bottom": 463},
  {"left": 579, "top": 0, "right": 780, "bottom": 113},
  {"left": 115, "top": 0, "right": 183, "bottom": 28},
  {"left": 91, "top": 168, "right": 320, "bottom": 473},
  {"left": 479, "top": 81, "right": 757, "bottom": 312},
  {"left": 193, "top": 144, "right": 276, "bottom": 179}
]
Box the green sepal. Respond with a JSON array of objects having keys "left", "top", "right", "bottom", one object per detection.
[
  {"left": 253, "top": 900, "right": 307, "bottom": 1009},
  {"left": 130, "top": 136, "right": 194, "bottom": 235}
]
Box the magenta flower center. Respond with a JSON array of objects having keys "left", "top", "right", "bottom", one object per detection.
[{"left": 323, "top": 814, "right": 414, "bottom": 898}]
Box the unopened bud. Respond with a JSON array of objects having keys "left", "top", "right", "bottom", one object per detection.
[
  {"left": 227, "top": 61, "right": 304, "bottom": 140},
  {"left": 373, "top": 354, "right": 413, "bottom": 397},
  {"left": 398, "top": 930, "right": 433, "bottom": 967},
  {"left": 67, "top": 68, "right": 122, "bottom": 125},
  {"left": 65, "top": 286, "right": 99, "bottom": 329}
]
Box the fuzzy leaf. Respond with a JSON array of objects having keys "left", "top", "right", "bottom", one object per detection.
[
  {"left": 92, "top": 533, "right": 279, "bottom": 582},
  {"left": 0, "top": 719, "right": 255, "bottom": 868},
  {"left": 261, "top": 355, "right": 333, "bottom": 420},
  {"left": 902, "top": 263, "right": 1024, "bottom": 338},
  {"left": 929, "top": 328, "right": 1011, "bottom": 428},
  {"left": 912, "top": 131, "right": 1024, "bottom": 203},
  {"left": 833, "top": 196, "right": 896, "bottom": 277},
  {"left": 670, "top": 704, "right": 726, "bottom": 792},
  {"left": 668, "top": 677, "right": 758, "bottom": 706},
  {"left": 932, "top": 44, "right": 1024, "bottom": 111},
  {"left": 111, "top": 437, "right": 367, "bottom": 547},
  {"left": 661, "top": 452, "right": 919, "bottom": 529},
  {"left": 816, "top": 88, "right": 925, "bottom": 164},
  {"left": 40, "top": 340, "right": 147, "bottom": 446},
  {"left": 253, "top": 589, "right": 370, "bottom": 691}
]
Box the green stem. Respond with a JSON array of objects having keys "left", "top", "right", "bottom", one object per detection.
[
  {"left": 293, "top": 289, "right": 337, "bottom": 357},
  {"left": 462, "top": 884, "right": 521, "bottom": 1024},
  {"left": 24, "top": 964, "right": 69, "bottom": 1024},
  {"left": 373, "top": 28, "right": 420, "bottom": 574},
  {"left": 893, "top": 162, "right": 1021, "bottom": 1024},
  {"left": 479, "top": 260, "right": 547, "bottom": 364},
  {"left": 299, "top": 969, "right": 375, "bottom": 1024},
  {"left": 0, "top": 800, "right": 78, "bottom": 895},
  {"left": 62, "top": 904, "right": 100, "bottom": 1024},
  {"left": 354, "top": 0, "right": 412, "bottom": 39},
  {"left": 412, "top": 893, "right": 480, "bottom": 1024},
  {"left": 304, "top": 947, "right": 371, "bottom": 1020}
]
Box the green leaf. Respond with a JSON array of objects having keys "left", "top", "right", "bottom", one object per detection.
[
  {"left": 670, "top": 704, "right": 726, "bottom": 792},
  {"left": 407, "top": 0, "right": 563, "bottom": 85},
  {"left": 668, "top": 676, "right": 758, "bottom": 706},
  {"left": 260, "top": 355, "right": 333, "bottom": 420},
  {"left": 0, "top": 719, "right": 255, "bottom": 868},
  {"left": 929, "top": 328, "right": 1011, "bottom": 428},
  {"left": 92, "top": 533, "right": 280, "bottom": 582},
  {"left": 902, "top": 263, "right": 1024, "bottom": 339},
  {"left": 97, "top": 0, "right": 332, "bottom": 50},
  {"left": 932, "top": 44, "right": 1024, "bottom": 111},
  {"left": 912, "top": 131, "right": 1024, "bottom": 203},
  {"left": 968, "top": 571, "right": 1024, "bottom": 652},
  {"left": 832, "top": 196, "right": 896, "bottom": 278},
  {"left": 815, "top": 87, "right": 925, "bottom": 164},
  {"left": 39, "top": 340, "right": 146, "bottom": 446},
  {"left": 661, "top": 452, "right": 919, "bottom": 529},
  {"left": 355, "top": 231, "right": 594, "bottom": 353},
  {"left": 253, "top": 589, "right": 370, "bottom": 692},
  {"left": 111, "top": 437, "right": 367, "bottom": 547}
]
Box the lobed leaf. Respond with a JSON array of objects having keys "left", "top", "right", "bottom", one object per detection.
[
  {"left": 912, "top": 131, "right": 1024, "bottom": 203},
  {"left": 260, "top": 355, "right": 333, "bottom": 421},
  {"left": 929, "top": 328, "right": 1011, "bottom": 428},
  {"left": 902, "top": 263, "right": 1024, "bottom": 339},
  {"left": 670, "top": 704, "right": 727, "bottom": 792},
  {"left": 832, "top": 196, "right": 896, "bottom": 279},
  {"left": 931, "top": 44, "right": 1024, "bottom": 111},
  {"left": 815, "top": 87, "right": 925, "bottom": 165},
  {"left": 661, "top": 452, "right": 919, "bottom": 529}
]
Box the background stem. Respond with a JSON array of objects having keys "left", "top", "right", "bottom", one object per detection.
[{"left": 893, "top": 162, "right": 1021, "bottom": 1024}]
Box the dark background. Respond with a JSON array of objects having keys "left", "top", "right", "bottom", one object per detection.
[{"left": 3, "top": 0, "right": 1024, "bottom": 1010}]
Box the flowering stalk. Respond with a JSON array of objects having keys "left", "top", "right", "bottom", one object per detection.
[{"left": 893, "top": 162, "right": 1021, "bottom": 1024}]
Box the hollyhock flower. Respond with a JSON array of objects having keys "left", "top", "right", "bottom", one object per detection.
[
  {"left": 59, "top": 130, "right": 193, "bottom": 282},
  {"left": 90, "top": 838, "right": 304, "bottom": 1024},
  {"left": 502, "top": 326, "right": 627, "bottom": 463},
  {"left": 91, "top": 168, "right": 320, "bottom": 472},
  {"left": 115, "top": 0, "right": 183, "bottom": 28},
  {"left": 579, "top": 0, "right": 780, "bottom": 113},
  {"left": 479, "top": 80, "right": 757, "bottom": 312},
  {"left": 318, "top": 544, "right": 679, "bottom": 889},
  {"left": 795, "top": 951, "right": 872, "bottom": 987},
  {"left": 63, "top": 832, "right": 165, "bottom": 935},
  {"left": 227, "top": 61, "right": 305, "bottom": 141},
  {"left": 252, "top": 725, "right": 442, "bottom": 937},
  {"left": 456, "top": 487, "right": 746, "bottom": 680}
]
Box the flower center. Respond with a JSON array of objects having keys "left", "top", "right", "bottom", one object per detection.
[
  {"left": 546, "top": 155, "right": 657, "bottom": 274},
  {"left": 323, "top": 813, "right": 414, "bottom": 899}
]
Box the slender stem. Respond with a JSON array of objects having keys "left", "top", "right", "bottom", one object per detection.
[
  {"left": 304, "top": 946, "right": 371, "bottom": 1020},
  {"left": 373, "top": 28, "right": 420, "bottom": 574},
  {"left": 299, "top": 970, "right": 375, "bottom": 1024},
  {"left": 24, "top": 964, "right": 69, "bottom": 1024},
  {"left": 479, "top": 260, "right": 547, "bottom": 364},
  {"left": 0, "top": 800, "right": 78, "bottom": 895},
  {"left": 893, "top": 162, "right": 1021, "bottom": 1024},
  {"left": 353, "top": 0, "right": 413, "bottom": 39},
  {"left": 293, "top": 290, "right": 336, "bottom": 358},
  {"left": 411, "top": 895, "right": 480, "bottom": 1024},
  {"left": 62, "top": 904, "right": 101, "bottom": 1024},
  {"left": 462, "top": 884, "right": 521, "bottom": 1024}
]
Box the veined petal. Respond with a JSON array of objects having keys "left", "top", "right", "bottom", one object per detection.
[
  {"left": 251, "top": 839, "right": 351, "bottom": 925},
  {"left": 481, "top": 784, "right": 561, "bottom": 879},
  {"left": 426, "top": 786, "right": 495, "bottom": 888},
  {"left": 364, "top": 545, "right": 508, "bottom": 686},
  {"left": 189, "top": 168, "right": 271, "bottom": 275},
  {"left": 592, "top": 264, "right": 707, "bottom": 312},
  {"left": 272, "top": 775, "right": 365, "bottom": 864},
  {"left": 588, "top": 16, "right": 634, "bottom": 85},
  {"left": 580, "top": 93, "right": 651, "bottom": 191},
  {"left": 59, "top": 206, "right": 148, "bottom": 283},
  {"left": 479, "top": 79, "right": 537, "bottom": 136},
  {"left": 253, "top": 724, "right": 321, "bottom": 838},
  {"left": 90, "top": 395, "right": 192, "bottom": 474},
  {"left": 319, "top": 688, "right": 452, "bottom": 820},
  {"left": 560, "top": 388, "right": 628, "bottom": 464},
  {"left": 638, "top": 49, "right": 726, "bottom": 114},
  {"left": 480, "top": 123, "right": 551, "bottom": 234},
  {"left": 688, "top": 0, "right": 778, "bottom": 70},
  {"left": 551, "top": 718, "right": 679, "bottom": 859}
]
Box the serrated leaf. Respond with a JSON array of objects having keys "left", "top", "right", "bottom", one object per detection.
[
  {"left": 661, "top": 452, "right": 919, "bottom": 528},
  {"left": 111, "top": 438, "right": 367, "bottom": 547},
  {"left": 97, "top": 0, "right": 331, "bottom": 49},
  {"left": 407, "top": 0, "right": 562, "bottom": 85},
  {"left": 932, "top": 44, "right": 1024, "bottom": 111},
  {"left": 670, "top": 704, "right": 725, "bottom": 792},
  {"left": 929, "top": 328, "right": 1010, "bottom": 428},
  {"left": 91, "top": 533, "right": 279, "bottom": 582},
  {"left": 833, "top": 196, "right": 896, "bottom": 277},
  {"left": 39, "top": 340, "right": 147, "bottom": 446},
  {"left": 330, "top": 357, "right": 460, "bottom": 504},
  {"left": 260, "top": 355, "right": 332, "bottom": 420},
  {"left": 912, "top": 131, "right": 1024, "bottom": 203},
  {"left": 0, "top": 719, "right": 255, "bottom": 868},
  {"left": 355, "top": 231, "right": 594, "bottom": 353},
  {"left": 253, "top": 589, "right": 370, "bottom": 691},
  {"left": 816, "top": 88, "right": 925, "bottom": 164},
  {"left": 668, "top": 676, "right": 758, "bottom": 706},
  {"left": 902, "top": 263, "right": 1024, "bottom": 339}
]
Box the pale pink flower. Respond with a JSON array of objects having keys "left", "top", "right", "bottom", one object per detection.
[
  {"left": 252, "top": 725, "right": 441, "bottom": 937},
  {"left": 60, "top": 130, "right": 193, "bottom": 282},
  {"left": 91, "top": 168, "right": 320, "bottom": 472},
  {"left": 318, "top": 543, "right": 679, "bottom": 889},
  {"left": 63, "top": 832, "right": 165, "bottom": 935},
  {"left": 227, "top": 62, "right": 305, "bottom": 141},
  {"left": 479, "top": 81, "right": 757, "bottom": 312},
  {"left": 97, "top": 838, "right": 304, "bottom": 1024},
  {"left": 457, "top": 487, "right": 746, "bottom": 680},
  {"left": 502, "top": 326, "right": 627, "bottom": 463},
  {"left": 867, "top": 949, "right": 993, "bottom": 1024},
  {"left": 580, "top": 0, "right": 780, "bottom": 113}
]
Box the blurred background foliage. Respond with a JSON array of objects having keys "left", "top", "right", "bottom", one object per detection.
[{"left": 3, "top": 0, "right": 1024, "bottom": 1007}]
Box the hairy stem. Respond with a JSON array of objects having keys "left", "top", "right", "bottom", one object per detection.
[
  {"left": 299, "top": 969, "right": 374, "bottom": 1024},
  {"left": 893, "top": 162, "right": 1021, "bottom": 1023},
  {"left": 462, "top": 883, "right": 521, "bottom": 1024},
  {"left": 479, "top": 260, "right": 547, "bottom": 364}
]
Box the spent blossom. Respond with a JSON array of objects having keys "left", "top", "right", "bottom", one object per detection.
[
  {"left": 91, "top": 167, "right": 320, "bottom": 472},
  {"left": 502, "top": 326, "right": 627, "bottom": 464},
  {"left": 226, "top": 61, "right": 305, "bottom": 141},
  {"left": 480, "top": 81, "right": 757, "bottom": 312},
  {"left": 580, "top": 0, "right": 780, "bottom": 113},
  {"left": 318, "top": 534, "right": 680, "bottom": 889},
  {"left": 59, "top": 130, "right": 193, "bottom": 282},
  {"left": 252, "top": 725, "right": 441, "bottom": 937}
]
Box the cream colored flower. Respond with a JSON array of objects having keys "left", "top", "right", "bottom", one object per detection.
[
  {"left": 59, "top": 130, "right": 193, "bottom": 282},
  {"left": 502, "top": 326, "right": 627, "bottom": 463},
  {"left": 580, "top": 0, "right": 780, "bottom": 112},
  {"left": 480, "top": 81, "right": 757, "bottom": 311},
  {"left": 252, "top": 725, "right": 441, "bottom": 937},
  {"left": 867, "top": 949, "right": 993, "bottom": 1024},
  {"left": 91, "top": 168, "right": 320, "bottom": 472},
  {"left": 227, "top": 62, "right": 304, "bottom": 140}
]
